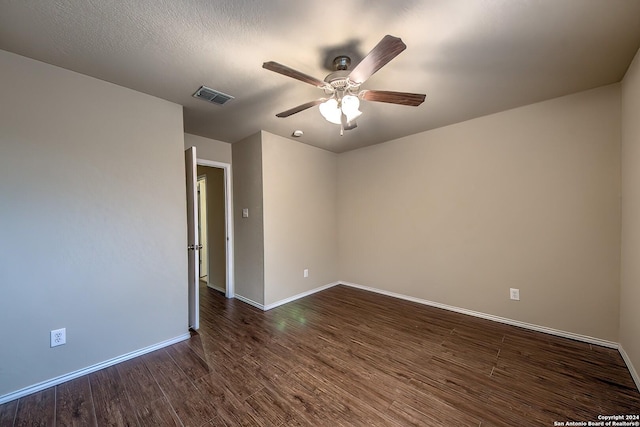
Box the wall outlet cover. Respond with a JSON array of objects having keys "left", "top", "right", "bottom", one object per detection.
[{"left": 51, "top": 328, "right": 66, "bottom": 347}]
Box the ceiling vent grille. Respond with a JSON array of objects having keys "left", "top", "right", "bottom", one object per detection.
[{"left": 193, "top": 86, "right": 234, "bottom": 105}]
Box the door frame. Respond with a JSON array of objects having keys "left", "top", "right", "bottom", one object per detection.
[{"left": 196, "top": 159, "right": 235, "bottom": 299}]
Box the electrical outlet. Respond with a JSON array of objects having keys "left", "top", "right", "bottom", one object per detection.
[
  {"left": 51, "top": 328, "right": 66, "bottom": 347},
  {"left": 510, "top": 288, "right": 520, "bottom": 301},
  {"left": 303, "top": 269, "right": 309, "bottom": 278}
]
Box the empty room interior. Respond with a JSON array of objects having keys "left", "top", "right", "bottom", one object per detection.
[{"left": 1, "top": 1, "right": 640, "bottom": 425}]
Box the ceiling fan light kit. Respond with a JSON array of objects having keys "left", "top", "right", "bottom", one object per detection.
[
  {"left": 263, "top": 35, "right": 426, "bottom": 136},
  {"left": 319, "top": 95, "right": 362, "bottom": 124}
]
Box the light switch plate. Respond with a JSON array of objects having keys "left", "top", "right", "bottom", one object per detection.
[{"left": 242, "top": 208, "right": 249, "bottom": 218}]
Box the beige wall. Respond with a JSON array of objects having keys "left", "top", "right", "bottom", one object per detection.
[
  {"left": 231, "top": 131, "right": 339, "bottom": 307},
  {"left": 0, "top": 50, "right": 187, "bottom": 397},
  {"left": 232, "top": 132, "right": 265, "bottom": 305},
  {"left": 262, "top": 132, "right": 339, "bottom": 306},
  {"left": 185, "top": 133, "right": 231, "bottom": 164},
  {"left": 197, "top": 166, "right": 226, "bottom": 290},
  {"left": 338, "top": 84, "right": 621, "bottom": 341},
  {"left": 621, "top": 48, "right": 640, "bottom": 381}
]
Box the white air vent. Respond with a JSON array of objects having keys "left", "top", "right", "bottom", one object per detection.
[{"left": 193, "top": 86, "right": 234, "bottom": 105}]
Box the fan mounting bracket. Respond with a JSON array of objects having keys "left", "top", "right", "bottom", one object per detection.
[{"left": 323, "top": 70, "right": 360, "bottom": 94}]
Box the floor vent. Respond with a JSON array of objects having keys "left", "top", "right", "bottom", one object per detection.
[{"left": 193, "top": 86, "right": 234, "bottom": 105}]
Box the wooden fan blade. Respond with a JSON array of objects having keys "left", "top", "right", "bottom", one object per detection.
[
  {"left": 275, "top": 98, "right": 327, "bottom": 118},
  {"left": 360, "top": 90, "right": 426, "bottom": 106},
  {"left": 348, "top": 35, "right": 407, "bottom": 84},
  {"left": 263, "top": 61, "right": 328, "bottom": 88}
]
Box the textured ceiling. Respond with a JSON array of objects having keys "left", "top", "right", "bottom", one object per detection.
[{"left": 1, "top": 0, "right": 640, "bottom": 153}]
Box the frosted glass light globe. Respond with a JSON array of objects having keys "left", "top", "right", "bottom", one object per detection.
[
  {"left": 341, "top": 95, "right": 362, "bottom": 122},
  {"left": 319, "top": 99, "right": 342, "bottom": 124}
]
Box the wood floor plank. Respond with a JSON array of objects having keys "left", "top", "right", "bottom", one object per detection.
[
  {"left": 438, "top": 334, "right": 500, "bottom": 375},
  {"left": 115, "top": 357, "right": 164, "bottom": 410},
  {"left": 294, "top": 361, "right": 398, "bottom": 425},
  {"left": 243, "top": 385, "right": 300, "bottom": 427},
  {"left": 13, "top": 388, "right": 55, "bottom": 427},
  {"left": 184, "top": 329, "right": 207, "bottom": 364},
  {"left": 143, "top": 349, "right": 218, "bottom": 427},
  {"left": 194, "top": 373, "right": 261, "bottom": 427},
  {"left": 262, "top": 369, "right": 351, "bottom": 426},
  {"left": 55, "top": 377, "right": 97, "bottom": 426},
  {"left": 0, "top": 399, "right": 18, "bottom": 427},
  {"left": 165, "top": 339, "right": 211, "bottom": 382},
  {"left": 205, "top": 355, "right": 268, "bottom": 402},
  {"left": 387, "top": 399, "right": 481, "bottom": 427},
  {"left": 289, "top": 366, "right": 398, "bottom": 426},
  {"left": 408, "top": 356, "right": 529, "bottom": 426},
  {"left": 136, "top": 397, "right": 181, "bottom": 427},
  {"left": 241, "top": 342, "right": 297, "bottom": 383},
  {"left": 88, "top": 366, "right": 139, "bottom": 426}
]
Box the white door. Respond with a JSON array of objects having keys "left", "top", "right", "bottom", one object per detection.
[{"left": 185, "top": 147, "right": 199, "bottom": 330}]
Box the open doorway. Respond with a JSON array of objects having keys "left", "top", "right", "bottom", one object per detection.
[
  {"left": 197, "top": 165, "right": 226, "bottom": 294},
  {"left": 196, "top": 159, "right": 234, "bottom": 299},
  {"left": 186, "top": 151, "right": 234, "bottom": 330}
]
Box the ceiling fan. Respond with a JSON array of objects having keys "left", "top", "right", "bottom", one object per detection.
[{"left": 263, "top": 35, "right": 426, "bottom": 135}]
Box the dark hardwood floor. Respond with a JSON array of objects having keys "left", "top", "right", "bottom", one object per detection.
[{"left": 1, "top": 284, "right": 639, "bottom": 426}]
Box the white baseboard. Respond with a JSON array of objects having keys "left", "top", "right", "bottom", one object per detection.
[
  {"left": 339, "top": 281, "right": 619, "bottom": 349},
  {"left": 0, "top": 332, "right": 191, "bottom": 405},
  {"left": 234, "top": 282, "right": 340, "bottom": 312},
  {"left": 234, "top": 294, "right": 265, "bottom": 310},
  {"left": 264, "top": 282, "right": 340, "bottom": 311},
  {"left": 619, "top": 345, "right": 640, "bottom": 391}
]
